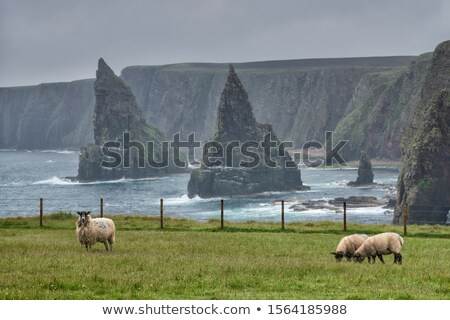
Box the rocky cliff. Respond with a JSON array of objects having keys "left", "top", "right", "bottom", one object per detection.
[
  {"left": 187, "top": 65, "right": 308, "bottom": 198},
  {"left": 334, "top": 53, "right": 432, "bottom": 160},
  {"left": 0, "top": 80, "right": 94, "bottom": 149},
  {"left": 394, "top": 41, "right": 450, "bottom": 225},
  {"left": 0, "top": 56, "right": 416, "bottom": 160}
]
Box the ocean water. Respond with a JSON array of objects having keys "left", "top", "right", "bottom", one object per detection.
[{"left": 0, "top": 150, "right": 399, "bottom": 224}]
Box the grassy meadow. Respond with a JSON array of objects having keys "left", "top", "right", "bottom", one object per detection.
[{"left": 0, "top": 213, "right": 449, "bottom": 299}]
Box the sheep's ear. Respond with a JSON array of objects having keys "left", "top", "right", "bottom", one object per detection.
[
  {"left": 77, "top": 211, "right": 82, "bottom": 215},
  {"left": 86, "top": 211, "right": 91, "bottom": 215},
  {"left": 330, "top": 252, "right": 336, "bottom": 255}
]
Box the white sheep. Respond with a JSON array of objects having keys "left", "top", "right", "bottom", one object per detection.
[
  {"left": 331, "top": 234, "right": 370, "bottom": 262},
  {"left": 76, "top": 211, "right": 116, "bottom": 252},
  {"left": 353, "top": 232, "right": 404, "bottom": 264}
]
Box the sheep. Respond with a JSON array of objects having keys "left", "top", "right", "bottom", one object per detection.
[
  {"left": 353, "top": 232, "right": 404, "bottom": 264},
  {"left": 76, "top": 211, "right": 115, "bottom": 252},
  {"left": 331, "top": 234, "right": 370, "bottom": 262}
]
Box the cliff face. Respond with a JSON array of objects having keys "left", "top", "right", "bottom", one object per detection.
[
  {"left": 187, "top": 65, "right": 308, "bottom": 198},
  {"left": 394, "top": 41, "right": 450, "bottom": 225},
  {"left": 0, "top": 56, "right": 419, "bottom": 160},
  {"left": 0, "top": 80, "right": 94, "bottom": 149},
  {"left": 334, "top": 53, "right": 432, "bottom": 159},
  {"left": 120, "top": 62, "right": 412, "bottom": 149}
]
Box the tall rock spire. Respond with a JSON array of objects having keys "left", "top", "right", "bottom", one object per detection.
[
  {"left": 214, "top": 64, "right": 259, "bottom": 142},
  {"left": 188, "top": 66, "right": 309, "bottom": 198},
  {"left": 76, "top": 58, "right": 183, "bottom": 182},
  {"left": 93, "top": 58, "right": 146, "bottom": 145}
]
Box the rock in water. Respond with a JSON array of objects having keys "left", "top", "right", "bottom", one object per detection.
[
  {"left": 394, "top": 41, "right": 450, "bottom": 225},
  {"left": 77, "top": 58, "right": 181, "bottom": 182},
  {"left": 348, "top": 151, "right": 374, "bottom": 186},
  {"left": 187, "top": 65, "right": 309, "bottom": 198}
]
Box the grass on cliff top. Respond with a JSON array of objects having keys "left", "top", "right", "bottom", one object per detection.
[{"left": 0, "top": 213, "right": 449, "bottom": 300}]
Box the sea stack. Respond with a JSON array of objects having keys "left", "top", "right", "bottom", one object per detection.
[
  {"left": 348, "top": 151, "right": 374, "bottom": 186},
  {"left": 76, "top": 58, "right": 180, "bottom": 182},
  {"left": 187, "top": 65, "right": 309, "bottom": 198},
  {"left": 394, "top": 41, "right": 450, "bottom": 225}
]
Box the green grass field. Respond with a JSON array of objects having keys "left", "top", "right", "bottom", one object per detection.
[{"left": 0, "top": 214, "right": 449, "bottom": 299}]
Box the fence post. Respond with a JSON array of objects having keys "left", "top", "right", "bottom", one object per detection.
[
  {"left": 281, "top": 200, "right": 285, "bottom": 230},
  {"left": 40, "top": 198, "right": 43, "bottom": 227},
  {"left": 343, "top": 201, "right": 347, "bottom": 231},
  {"left": 403, "top": 204, "right": 408, "bottom": 236},
  {"left": 220, "top": 199, "right": 224, "bottom": 229},
  {"left": 160, "top": 198, "right": 164, "bottom": 229},
  {"left": 100, "top": 198, "right": 104, "bottom": 218}
]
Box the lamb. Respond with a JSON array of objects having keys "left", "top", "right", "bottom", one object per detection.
[
  {"left": 76, "top": 211, "right": 116, "bottom": 252},
  {"left": 353, "top": 232, "right": 404, "bottom": 264},
  {"left": 331, "top": 234, "right": 369, "bottom": 262}
]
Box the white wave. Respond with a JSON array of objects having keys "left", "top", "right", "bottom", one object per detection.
[
  {"left": 0, "top": 181, "right": 27, "bottom": 187},
  {"left": 163, "top": 194, "right": 221, "bottom": 205},
  {"left": 33, "top": 176, "right": 75, "bottom": 185},
  {"left": 40, "top": 150, "right": 75, "bottom": 154},
  {"left": 46, "top": 160, "right": 55, "bottom": 163},
  {"left": 347, "top": 206, "right": 393, "bottom": 215},
  {"left": 0, "top": 148, "right": 17, "bottom": 152},
  {"left": 32, "top": 176, "right": 73, "bottom": 185}
]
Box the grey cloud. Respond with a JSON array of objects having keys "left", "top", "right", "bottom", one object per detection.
[{"left": 1, "top": 0, "right": 449, "bottom": 86}]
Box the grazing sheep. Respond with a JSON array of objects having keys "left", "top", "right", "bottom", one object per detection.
[
  {"left": 76, "top": 211, "right": 115, "bottom": 252},
  {"left": 331, "top": 234, "right": 370, "bottom": 262},
  {"left": 353, "top": 232, "right": 404, "bottom": 264}
]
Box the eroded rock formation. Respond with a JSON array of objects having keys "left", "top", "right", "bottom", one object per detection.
[
  {"left": 348, "top": 151, "right": 374, "bottom": 186},
  {"left": 77, "top": 58, "right": 180, "bottom": 182},
  {"left": 187, "top": 65, "right": 309, "bottom": 198}
]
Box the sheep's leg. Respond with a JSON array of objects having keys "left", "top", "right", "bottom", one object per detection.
[
  {"left": 394, "top": 253, "right": 402, "bottom": 265},
  {"left": 104, "top": 241, "right": 109, "bottom": 251},
  {"left": 85, "top": 243, "right": 89, "bottom": 252},
  {"left": 108, "top": 241, "right": 113, "bottom": 252},
  {"left": 371, "top": 255, "right": 376, "bottom": 263},
  {"left": 367, "top": 256, "right": 371, "bottom": 263},
  {"left": 377, "top": 254, "right": 385, "bottom": 264}
]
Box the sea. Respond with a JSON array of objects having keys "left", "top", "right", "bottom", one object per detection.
[{"left": 0, "top": 150, "right": 399, "bottom": 224}]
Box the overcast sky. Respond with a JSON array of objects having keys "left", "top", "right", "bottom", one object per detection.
[{"left": 1, "top": 0, "right": 450, "bottom": 87}]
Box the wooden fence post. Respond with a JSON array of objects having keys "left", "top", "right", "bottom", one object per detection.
[
  {"left": 403, "top": 204, "right": 408, "bottom": 236},
  {"left": 220, "top": 199, "right": 224, "bottom": 229},
  {"left": 40, "top": 198, "right": 43, "bottom": 227},
  {"left": 100, "top": 198, "right": 104, "bottom": 218},
  {"left": 281, "top": 200, "right": 285, "bottom": 230},
  {"left": 160, "top": 198, "right": 164, "bottom": 229},
  {"left": 343, "top": 201, "right": 347, "bottom": 231}
]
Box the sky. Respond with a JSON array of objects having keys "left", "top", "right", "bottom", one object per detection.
[{"left": 1, "top": 0, "right": 450, "bottom": 87}]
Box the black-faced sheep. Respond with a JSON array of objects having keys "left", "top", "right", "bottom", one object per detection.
[
  {"left": 331, "top": 234, "right": 369, "bottom": 262},
  {"left": 353, "top": 232, "right": 404, "bottom": 264},
  {"left": 76, "top": 211, "right": 116, "bottom": 252}
]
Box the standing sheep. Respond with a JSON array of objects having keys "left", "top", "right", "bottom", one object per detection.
[
  {"left": 331, "top": 234, "right": 370, "bottom": 262},
  {"left": 353, "top": 232, "right": 404, "bottom": 264},
  {"left": 76, "top": 211, "right": 116, "bottom": 252}
]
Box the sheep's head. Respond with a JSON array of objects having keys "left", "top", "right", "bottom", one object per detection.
[
  {"left": 77, "top": 211, "right": 91, "bottom": 225},
  {"left": 331, "top": 252, "right": 344, "bottom": 262},
  {"left": 344, "top": 252, "right": 353, "bottom": 261},
  {"left": 353, "top": 253, "right": 365, "bottom": 263}
]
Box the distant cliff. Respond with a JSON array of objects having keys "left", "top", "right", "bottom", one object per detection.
[
  {"left": 0, "top": 80, "right": 94, "bottom": 149},
  {"left": 0, "top": 55, "right": 423, "bottom": 160}
]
